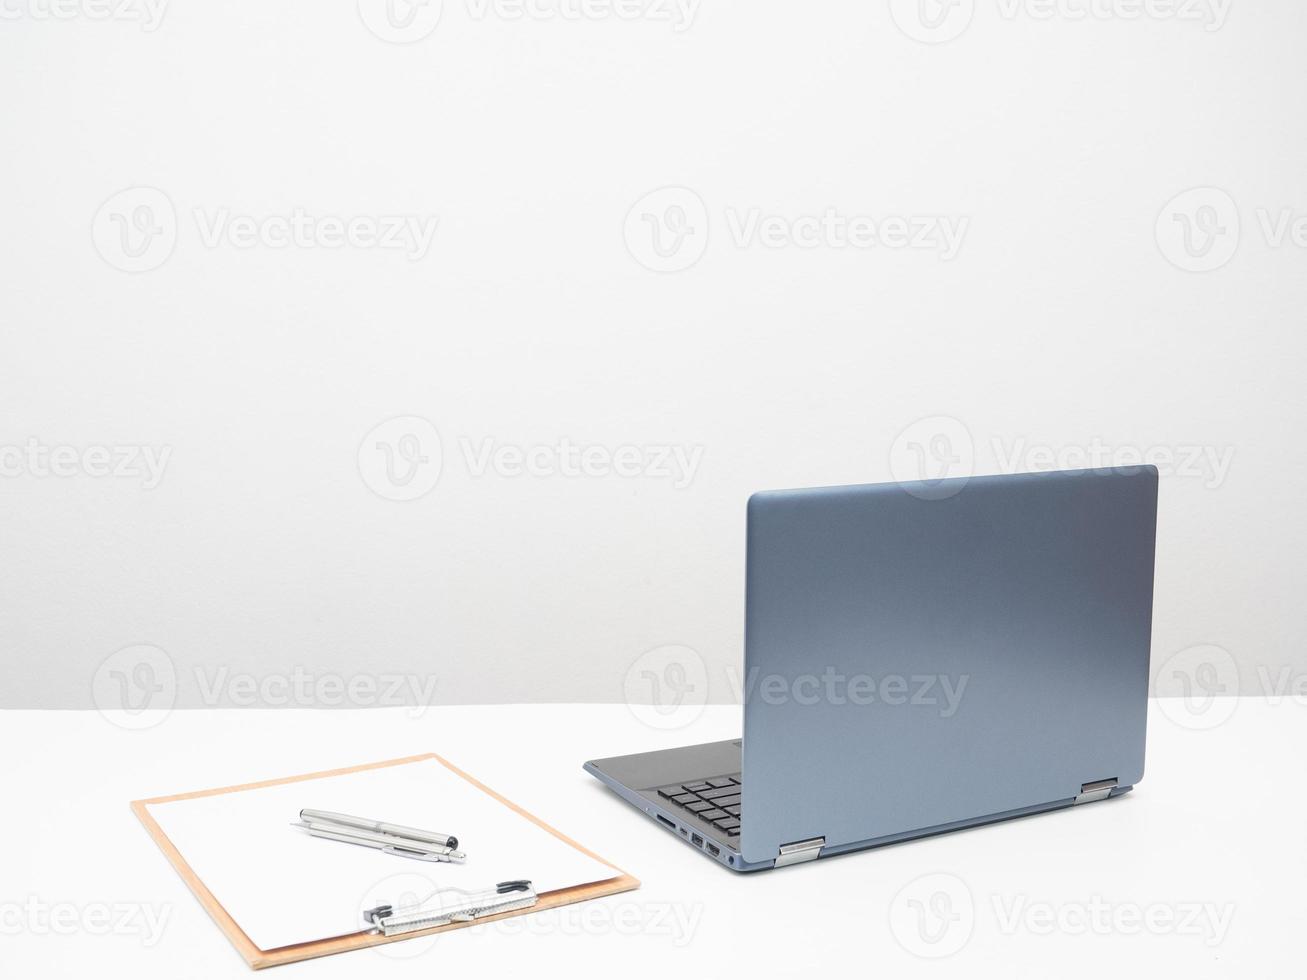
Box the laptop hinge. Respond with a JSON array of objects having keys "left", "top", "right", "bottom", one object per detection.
[
  {"left": 1074, "top": 778, "right": 1118, "bottom": 805},
  {"left": 775, "top": 837, "right": 825, "bottom": 868}
]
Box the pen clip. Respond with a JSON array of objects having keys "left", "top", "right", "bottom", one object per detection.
[{"left": 381, "top": 843, "right": 443, "bottom": 862}]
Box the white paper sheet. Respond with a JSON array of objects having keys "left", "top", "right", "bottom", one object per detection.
[{"left": 146, "top": 757, "right": 619, "bottom": 951}]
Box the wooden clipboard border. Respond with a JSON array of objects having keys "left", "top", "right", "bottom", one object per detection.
[{"left": 131, "top": 752, "right": 640, "bottom": 969}]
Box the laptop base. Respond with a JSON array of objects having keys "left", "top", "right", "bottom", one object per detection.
[
  {"left": 584, "top": 741, "right": 763, "bottom": 871},
  {"left": 584, "top": 739, "right": 1133, "bottom": 872}
]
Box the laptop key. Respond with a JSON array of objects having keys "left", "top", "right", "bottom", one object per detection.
[
  {"left": 686, "top": 801, "right": 712, "bottom": 813},
  {"left": 657, "top": 788, "right": 679, "bottom": 799},
  {"left": 671, "top": 793, "right": 697, "bottom": 805},
  {"left": 699, "top": 809, "right": 727, "bottom": 821},
  {"left": 714, "top": 794, "right": 740, "bottom": 808},
  {"left": 724, "top": 804, "right": 741, "bottom": 816},
  {"left": 699, "top": 785, "right": 738, "bottom": 801},
  {"left": 706, "top": 777, "right": 734, "bottom": 789},
  {"left": 714, "top": 817, "right": 739, "bottom": 831},
  {"left": 683, "top": 782, "right": 711, "bottom": 793}
]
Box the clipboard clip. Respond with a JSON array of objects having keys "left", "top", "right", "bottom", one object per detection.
[{"left": 364, "top": 881, "right": 538, "bottom": 937}]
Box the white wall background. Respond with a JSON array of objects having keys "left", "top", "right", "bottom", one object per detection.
[{"left": 2, "top": 0, "right": 1303, "bottom": 710}]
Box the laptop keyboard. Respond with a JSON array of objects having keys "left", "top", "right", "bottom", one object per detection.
[{"left": 655, "top": 774, "right": 741, "bottom": 839}]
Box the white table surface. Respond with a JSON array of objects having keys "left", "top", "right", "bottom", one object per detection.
[{"left": 1, "top": 699, "right": 1299, "bottom": 977}]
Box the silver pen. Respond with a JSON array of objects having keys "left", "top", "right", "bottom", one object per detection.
[{"left": 294, "top": 809, "right": 465, "bottom": 863}]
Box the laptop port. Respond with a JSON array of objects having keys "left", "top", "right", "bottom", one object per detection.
[
  {"left": 706, "top": 843, "right": 721, "bottom": 857},
  {"left": 690, "top": 833, "right": 703, "bottom": 848},
  {"left": 656, "top": 814, "right": 675, "bottom": 829}
]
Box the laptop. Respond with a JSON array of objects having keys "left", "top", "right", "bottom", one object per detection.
[{"left": 584, "top": 466, "right": 1158, "bottom": 871}]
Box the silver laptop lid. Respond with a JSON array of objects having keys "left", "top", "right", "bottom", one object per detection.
[{"left": 739, "top": 467, "right": 1157, "bottom": 863}]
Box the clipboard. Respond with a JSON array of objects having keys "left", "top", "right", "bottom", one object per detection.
[{"left": 132, "top": 753, "right": 640, "bottom": 969}]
